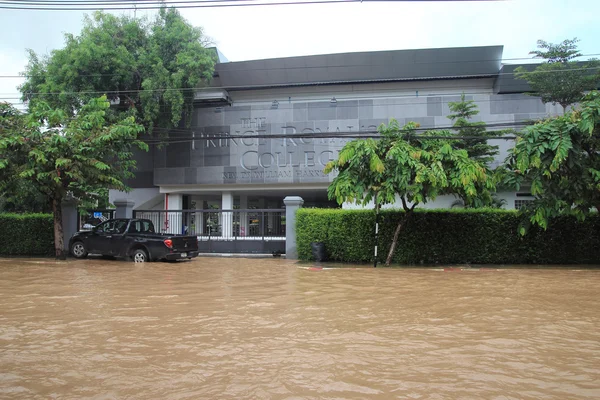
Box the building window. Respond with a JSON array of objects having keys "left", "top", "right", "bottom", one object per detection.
[{"left": 514, "top": 199, "right": 534, "bottom": 209}]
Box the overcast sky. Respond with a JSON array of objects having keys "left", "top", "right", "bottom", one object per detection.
[{"left": 1, "top": 0, "right": 599, "bottom": 106}]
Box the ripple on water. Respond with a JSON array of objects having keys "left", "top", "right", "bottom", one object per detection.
[{"left": 0, "top": 259, "right": 599, "bottom": 399}]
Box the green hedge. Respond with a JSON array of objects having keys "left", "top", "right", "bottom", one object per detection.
[
  {"left": 296, "top": 208, "right": 600, "bottom": 265},
  {"left": 0, "top": 213, "right": 54, "bottom": 256}
]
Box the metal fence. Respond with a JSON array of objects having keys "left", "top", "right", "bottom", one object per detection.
[{"left": 132, "top": 209, "right": 286, "bottom": 254}]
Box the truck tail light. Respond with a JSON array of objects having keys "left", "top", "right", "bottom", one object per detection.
[{"left": 164, "top": 239, "right": 173, "bottom": 249}]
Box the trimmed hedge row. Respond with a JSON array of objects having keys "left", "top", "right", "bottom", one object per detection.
[
  {"left": 296, "top": 208, "right": 600, "bottom": 264},
  {"left": 0, "top": 213, "right": 54, "bottom": 256}
]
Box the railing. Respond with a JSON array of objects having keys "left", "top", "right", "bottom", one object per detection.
[
  {"left": 132, "top": 209, "right": 286, "bottom": 254},
  {"left": 133, "top": 209, "right": 286, "bottom": 238}
]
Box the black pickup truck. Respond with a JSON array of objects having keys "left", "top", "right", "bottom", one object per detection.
[{"left": 69, "top": 218, "right": 199, "bottom": 262}]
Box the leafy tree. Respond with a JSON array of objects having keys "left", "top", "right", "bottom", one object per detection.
[
  {"left": 504, "top": 91, "right": 600, "bottom": 233},
  {"left": 0, "top": 181, "right": 51, "bottom": 213},
  {"left": 324, "top": 120, "right": 495, "bottom": 266},
  {"left": 0, "top": 103, "right": 51, "bottom": 213},
  {"left": 19, "top": 7, "right": 215, "bottom": 133},
  {"left": 515, "top": 38, "right": 600, "bottom": 113},
  {"left": 0, "top": 97, "right": 146, "bottom": 259},
  {"left": 447, "top": 93, "right": 500, "bottom": 163},
  {"left": 446, "top": 93, "right": 505, "bottom": 208}
]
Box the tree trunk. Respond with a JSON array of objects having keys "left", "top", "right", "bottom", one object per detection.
[
  {"left": 52, "top": 197, "right": 66, "bottom": 260},
  {"left": 385, "top": 210, "right": 413, "bottom": 266}
]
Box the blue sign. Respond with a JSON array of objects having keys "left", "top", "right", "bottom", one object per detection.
[{"left": 93, "top": 212, "right": 102, "bottom": 218}]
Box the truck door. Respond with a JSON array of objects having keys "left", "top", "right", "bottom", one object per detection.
[
  {"left": 87, "top": 220, "right": 116, "bottom": 255},
  {"left": 107, "top": 219, "right": 130, "bottom": 256}
]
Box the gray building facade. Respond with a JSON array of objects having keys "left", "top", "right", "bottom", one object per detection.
[{"left": 110, "top": 45, "right": 558, "bottom": 218}]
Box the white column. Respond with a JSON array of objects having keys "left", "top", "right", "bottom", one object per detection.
[
  {"left": 239, "top": 194, "right": 248, "bottom": 237},
  {"left": 166, "top": 193, "right": 183, "bottom": 235},
  {"left": 222, "top": 192, "right": 233, "bottom": 239},
  {"left": 284, "top": 196, "right": 304, "bottom": 259},
  {"left": 190, "top": 196, "right": 202, "bottom": 236}
]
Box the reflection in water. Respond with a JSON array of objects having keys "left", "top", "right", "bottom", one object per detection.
[{"left": 0, "top": 257, "right": 599, "bottom": 399}]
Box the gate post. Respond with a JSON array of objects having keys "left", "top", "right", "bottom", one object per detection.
[
  {"left": 283, "top": 196, "right": 304, "bottom": 259},
  {"left": 114, "top": 200, "right": 135, "bottom": 219},
  {"left": 61, "top": 195, "right": 78, "bottom": 251}
]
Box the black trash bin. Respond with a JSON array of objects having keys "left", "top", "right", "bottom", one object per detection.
[{"left": 311, "top": 242, "right": 327, "bottom": 262}]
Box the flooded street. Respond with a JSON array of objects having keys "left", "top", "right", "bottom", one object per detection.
[{"left": 1, "top": 258, "right": 599, "bottom": 399}]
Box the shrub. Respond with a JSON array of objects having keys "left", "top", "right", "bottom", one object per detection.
[
  {"left": 0, "top": 213, "right": 54, "bottom": 256},
  {"left": 296, "top": 208, "right": 600, "bottom": 264}
]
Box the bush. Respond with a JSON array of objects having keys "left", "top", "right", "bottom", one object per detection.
[
  {"left": 0, "top": 213, "right": 54, "bottom": 256},
  {"left": 296, "top": 208, "right": 600, "bottom": 264}
]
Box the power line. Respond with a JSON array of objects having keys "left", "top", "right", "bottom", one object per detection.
[
  {"left": 139, "top": 132, "right": 521, "bottom": 145},
  {"left": 0, "top": 93, "right": 571, "bottom": 111},
  {"left": 149, "top": 120, "right": 530, "bottom": 138},
  {"left": 3, "top": 54, "right": 599, "bottom": 80},
  {"left": 0, "top": 90, "right": 580, "bottom": 112},
  {"left": 1, "top": 0, "right": 496, "bottom": 3},
  {"left": 0, "top": 0, "right": 259, "bottom": 4},
  {"left": 2, "top": 65, "right": 598, "bottom": 100},
  {"left": 130, "top": 133, "right": 523, "bottom": 145},
  {"left": 0, "top": 0, "right": 427, "bottom": 11},
  {"left": 167, "top": 121, "right": 533, "bottom": 135},
  {"left": 0, "top": 0, "right": 502, "bottom": 10}
]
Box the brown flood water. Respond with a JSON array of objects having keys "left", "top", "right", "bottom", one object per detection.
[{"left": 1, "top": 257, "right": 599, "bottom": 399}]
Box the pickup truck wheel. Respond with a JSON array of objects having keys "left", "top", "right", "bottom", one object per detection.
[
  {"left": 132, "top": 249, "right": 148, "bottom": 263},
  {"left": 70, "top": 241, "right": 88, "bottom": 259}
]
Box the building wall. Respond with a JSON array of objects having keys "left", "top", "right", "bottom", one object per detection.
[
  {"left": 116, "top": 78, "right": 559, "bottom": 210},
  {"left": 109, "top": 187, "right": 161, "bottom": 210},
  {"left": 149, "top": 80, "right": 560, "bottom": 187}
]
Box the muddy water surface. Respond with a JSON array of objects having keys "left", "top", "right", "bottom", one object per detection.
[{"left": 1, "top": 257, "right": 599, "bottom": 399}]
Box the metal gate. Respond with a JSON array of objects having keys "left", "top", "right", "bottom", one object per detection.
[{"left": 132, "top": 209, "right": 286, "bottom": 254}]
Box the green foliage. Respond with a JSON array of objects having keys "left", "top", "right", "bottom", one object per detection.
[
  {"left": 530, "top": 38, "right": 583, "bottom": 63},
  {"left": 296, "top": 208, "right": 600, "bottom": 264},
  {"left": 446, "top": 93, "right": 507, "bottom": 208},
  {"left": 447, "top": 93, "right": 501, "bottom": 164},
  {"left": 325, "top": 120, "right": 496, "bottom": 264},
  {"left": 515, "top": 38, "right": 600, "bottom": 111},
  {"left": 19, "top": 7, "right": 215, "bottom": 133},
  {"left": 0, "top": 214, "right": 54, "bottom": 256},
  {"left": 325, "top": 120, "right": 495, "bottom": 209},
  {"left": 0, "top": 180, "right": 51, "bottom": 213},
  {"left": 0, "top": 97, "right": 146, "bottom": 203},
  {"left": 504, "top": 91, "right": 600, "bottom": 231},
  {"left": 0, "top": 97, "right": 146, "bottom": 257}
]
